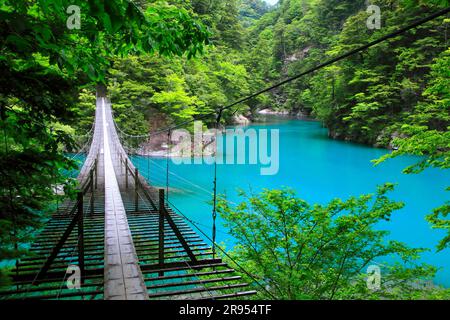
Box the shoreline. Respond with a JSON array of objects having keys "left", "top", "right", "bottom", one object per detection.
[
  {"left": 134, "top": 112, "right": 394, "bottom": 157},
  {"left": 136, "top": 112, "right": 319, "bottom": 157}
]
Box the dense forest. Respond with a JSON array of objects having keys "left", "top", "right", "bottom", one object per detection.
[
  {"left": 0, "top": 0, "right": 449, "bottom": 300},
  {"left": 74, "top": 0, "right": 449, "bottom": 149},
  {"left": 97, "top": 1, "right": 448, "bottom": 263}
]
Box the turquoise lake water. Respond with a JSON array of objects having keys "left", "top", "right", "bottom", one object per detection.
[{"left": 130, "top": 117, "right": 449, "bottom": 287}]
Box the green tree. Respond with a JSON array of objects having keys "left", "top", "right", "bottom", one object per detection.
[
  {"left": 191, "top": 0, "right": 244, "bottom": 49},
  {"left": 218, "top": 186, "right": 449, "bottom": 300},
  {"left": 311, "top": 0, "right": 448, "bottom": 144},
  {"left": 375, "top": 48, "right": 450, "bottom": 251},
  {"left": 0, "top": 0, "right": 209, "bottom": 283},
  {"left": 239, "top": 0, "right": 271, "bottom": 27},
  {"left": 151, "top": 73, "right": 205, "bottom": 124}
]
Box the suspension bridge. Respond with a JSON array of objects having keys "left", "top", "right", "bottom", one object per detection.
[
  {"left": 1, "top": 7, "right": 448, "bottom": 301},
  {"left": 0, "top": 96, "right": 256, "bottom": 300}
]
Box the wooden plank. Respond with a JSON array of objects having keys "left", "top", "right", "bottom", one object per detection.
[
  {"left": 145, "top": 269, "right": 235, "bottom": 282},
  {"left": 101, "top": 99, "right": 149, "bottom": 301},
  {"left": 140, "top": 259, "right": 223, "bottom": 273},
  {"left": 35, "top": 207, "right": 81, "bottom": 281},
  {"left": 162, "top": 205, "right": 198, "bottom": 263},
  {"left": 147, "top": 276, "right": 242, "bottom": 290},
  {"left": 147, "top": 283, "right": 249, "bottom": 299},
  {"left": 195, "top": 291, "right": 258, "bottom": 300}
]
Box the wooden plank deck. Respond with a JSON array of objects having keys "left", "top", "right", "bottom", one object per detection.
[
  {"left": 101, "top": 99, "right": 149, "bottom": 300},
  {"left": 0, "top": 96, "right": 256, "bottom": 301}
]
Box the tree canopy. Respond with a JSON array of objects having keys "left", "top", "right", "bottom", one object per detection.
[
  {"left": 218, "top": 186, "right": 450, "bottom": 299},
  {"left": 0, "top": 0, "right": 209, "bottom": 283},
  {"left": 0, "top": 0, "right": 448, "bottom": 297}
]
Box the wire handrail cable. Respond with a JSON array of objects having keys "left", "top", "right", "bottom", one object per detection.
[{"left": 167, "top": 199, "right": 277, "bottom": 299}]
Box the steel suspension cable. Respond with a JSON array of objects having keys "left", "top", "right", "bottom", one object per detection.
[
  {"left": 147, "top": 140, "right": 151, "bottom": 185},
  {"left": 102, "top": 8, "right": 450, "bottom": 299},
  {"left": 146, "top": 157, "right": 239, "bottom": 206},
  {"left": 165, "top": 130, "right": 171, "bottom": 201},
  {"left": 72, "top": 122, "right": 95, "bottom": 140},
  {"left": 211, "top": 110, "right": 223, "bottom": 260}
]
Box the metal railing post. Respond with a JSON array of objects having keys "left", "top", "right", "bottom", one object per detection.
[
  {"left": 158, "top": 189, "right": 165, "bottom": 276},
  {"left": 90, "top": 169, "right": 94, "bottom": 215},
  {"left": 77, "top": 192, "right": 85, "bottom": 284},
  {"left": 94, "top": 158, "right": 98, "bottom": 190},
  {"left": 135, "top": 168, "right": 139, "bottom": 212},
  {"left": 125, "top": 158, "right": 128, "bottom": 189}
]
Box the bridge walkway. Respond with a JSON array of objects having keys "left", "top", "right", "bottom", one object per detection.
[{"left": 0, "top": 97, "right": 256, "bottom": 300}]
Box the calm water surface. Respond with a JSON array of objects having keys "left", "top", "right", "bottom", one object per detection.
[{"left": 131, "top": 117, "right": 449, "bottom": 286}]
